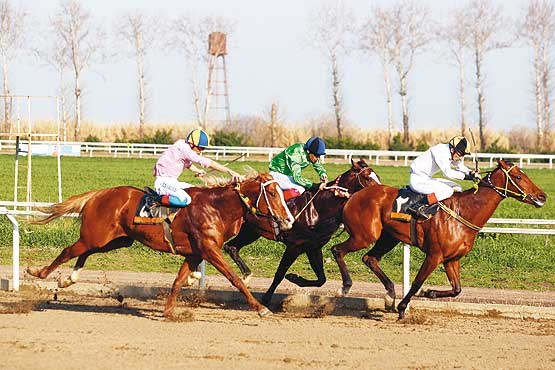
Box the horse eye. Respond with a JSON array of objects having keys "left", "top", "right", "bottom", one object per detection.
[
  {"left": 516, "top": 176, "right": 522, "bottom": 181},
  {"left": 269, "top": 191, "right": 276, "bottom": 197}
]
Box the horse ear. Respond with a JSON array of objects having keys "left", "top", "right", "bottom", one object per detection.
[
  {"left": 359, "top": 158, "right": 368, "bottom": 167},
  {"left": 351, "top": 158, "right": 359, "bottom": 169}
]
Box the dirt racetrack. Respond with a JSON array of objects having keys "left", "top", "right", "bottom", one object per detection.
[{"left": 1, "top": 286, "right": 554, "bottom": 370}]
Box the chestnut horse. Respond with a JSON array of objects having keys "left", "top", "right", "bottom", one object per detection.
[
  {"left": 224, "top": 159, "right": 381, "bottom": 306},
  {"left": 27, "top": 173, "right": 294, "bottom": 317},
  {"left": 331, "top": 160, "right": 547, "bottom": 319}
]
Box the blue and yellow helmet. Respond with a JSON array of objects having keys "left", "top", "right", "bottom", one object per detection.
[{"left": 186, "top": 129, "right": 210, "bottom": 148}]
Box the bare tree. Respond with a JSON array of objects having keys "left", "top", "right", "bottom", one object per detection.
[
  {"left": 359, "top": 5, "right": 395, "bottom": 145},
  {"left": 307, "top": 0, "right": 354, "bottom": 140},
  {"left": 52, "top": 0, "right": 106, "bottom": 141},
  {"left": 438, "top": 5, "right": 472, "bottom": 137},
  {"left": 115, "top": 10, "right": 160, "bottom": 139},
  {"left": 31, "top": 18, "right": 72, "bottom": 141},
  {"left": 0, "top": 0, "right": 27, "bottom": 133},
  {"left": 518, "top": 0, "right": 555, "bottom": 149},
  {"left": 167, "top": 14, "right": 234, "bottom": 128},
  {"left": 387, "top": 0, "right": 432, "bottom": 145},
  {"left": 465, "top": 0, "right": 511, "bottom": 151}
]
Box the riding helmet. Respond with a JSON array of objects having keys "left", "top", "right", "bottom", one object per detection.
[
  {"left": 304, "top": 137, "right": 326, "bottom": 156},
  {"left": 186, "top": 129, "right": 210, "bottom": 148},
  {"left": 449, "top": 136, "right": 470, "bottom": 156}
]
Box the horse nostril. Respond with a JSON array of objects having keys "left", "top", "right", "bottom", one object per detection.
[{"left": 538, "top": 193, "right": 547, "bottom": 202}]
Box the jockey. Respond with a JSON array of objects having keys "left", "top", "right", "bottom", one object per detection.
[
  {"left": 407, "top": 136, "right": 480, "bottom": 219},
  {"left": 269, "top": 136, "right": 328, "bottom": 197},
  {"left": 153, "top": 129, "right": 242, "bottom": 207}
]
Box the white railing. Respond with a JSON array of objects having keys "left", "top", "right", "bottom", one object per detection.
[
  {"left": 0, "top": 207, "right": 20, "bottom": 291},
  {"left": 1, "top": 139, "right": 554, "bottom": 168}
]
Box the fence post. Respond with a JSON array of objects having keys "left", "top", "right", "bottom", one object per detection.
[
  {"left": 1, "top": 207, "right": 20, "bottom": 291},
  {"left": 403, "top": 243, "right": 410, "bottom": 305}
]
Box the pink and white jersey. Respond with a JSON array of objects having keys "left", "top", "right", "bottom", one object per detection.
[{"left": 153, "top": 139, "right": 212, "bottom": 178}]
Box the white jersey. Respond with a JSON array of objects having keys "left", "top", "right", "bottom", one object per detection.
[{"left": 410, "top": 143, "right": 471, "bottom": 180}]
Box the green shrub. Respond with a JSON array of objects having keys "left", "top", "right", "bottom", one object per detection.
[
  {"left": 84, "top": 134, "right": 101, "bottom": 142},
  {"left": 484, "top": 138, "right": 515, "bottom": 153},
  {"left": 324, "top": 136, "right": 380, "bottom": 150},
  {"left": 212, "top": 130, "right": 252, "bottom": 146},
  {"left": 389, "top": 133, "right": 413, "bottom": 151}
]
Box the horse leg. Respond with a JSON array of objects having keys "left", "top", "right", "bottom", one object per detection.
[
  {"left": 27, "top": 239, "right": 91, "bottom": 280},
  {"left": 164, "top": 255, "right": 202, "bottom": 318},
  {"left": 223, "top": 226, "right": 261, "bottom": 284},
  {"left": 397, "top": 253, "right": 442, "bottom": 320},
  {"left": 261, "top": 248, "right": 301, "bottom": 307},
  {"left": 362, "top": 232, "right": 399, "bottom": 311},
  {"left": 331, "top": 234, "right": 371, "bottom": 297},
  {"left": 57, "top": 237, "right": 134, "bottom": 288},
  {"left": 285, "top": 247, "right": 326, "bottom": 287},
  {"left": 203, "top": 247, "right": 271, "bottom": 317},
  {"left": 419, "top": 259, "right": 462, "bottom": 298}
]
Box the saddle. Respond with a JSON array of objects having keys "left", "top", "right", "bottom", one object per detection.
[
  {"left": 133, "top": 187, "right": 180, "bottom": 253},
  {"left": 134, "top": 187, "right": 179, "bottom": 224},
  {"left": 391, "top": 187, "right": 439, "bottom": 222}
]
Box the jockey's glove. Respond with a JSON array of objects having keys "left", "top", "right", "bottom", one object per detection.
[{"left": 464, "top": 170, "right": 481, "bottom": 181}]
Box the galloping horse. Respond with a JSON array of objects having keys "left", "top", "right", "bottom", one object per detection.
[
  {"left": 224, "top": 159, "right": 381, "bottom": 306},
  {"left": 331, "top": 160, "right": 547, "bottom": 319},
  {"left": 27, "top": 173, "right": 295, "bottom": 317}
]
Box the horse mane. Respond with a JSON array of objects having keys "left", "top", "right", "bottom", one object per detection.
[{"left": 202, "top": 166, "right": 259, "bottom": 188}]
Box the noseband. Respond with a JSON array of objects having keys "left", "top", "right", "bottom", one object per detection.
[{"left": 483, "top": 165, "right": 528, "bottom": 201}]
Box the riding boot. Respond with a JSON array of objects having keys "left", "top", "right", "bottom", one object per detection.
[{"left": 408, "top": 193, "right": 438, "bottom": 220}]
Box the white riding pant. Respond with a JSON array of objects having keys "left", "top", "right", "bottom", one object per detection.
[
  {"left": 409, "top": 173, "right": 463, "bottom": 202},
  {"left": 269, "top": 171, "right": 306, "bottom": 194},
  {"left": 154, "top": 176, "right": 192, "bottom": 203}
]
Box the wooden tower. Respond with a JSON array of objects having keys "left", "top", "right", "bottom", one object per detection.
[{"left": 203, "top": 32, "right": 231, "bottom": 128}]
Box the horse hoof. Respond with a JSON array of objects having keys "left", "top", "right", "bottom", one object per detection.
[
  {"left": 26, "top": 267, "right": 41, "bottom": 278},
  {"left": 384, "top": 292, "right": 396, "bottom": 311},
  {"left": 335, "top": 286, "right": 351, "bottom": 297},
  {"left": 284, "top": 273, "right": 298, "bottom": 283},
  {"left": 57, "top": 277, "right": 73, "bottom": 288},
  {"left": 415, "top": 288, "right": 425, "bottom": 297},
  {"left": 258, "top": 307, "right": 272, "bottom": 317},
  {"left": 187, "top": 271, "right": 202, "bottom": 285}
]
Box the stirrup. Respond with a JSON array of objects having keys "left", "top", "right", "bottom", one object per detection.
[{"left": 415, "top": 206, "right": 432, "bottom": 220}]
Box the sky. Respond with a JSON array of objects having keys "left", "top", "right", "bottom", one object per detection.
[{"left": 8, "top": 0, "right": 536, "bottom": 133}]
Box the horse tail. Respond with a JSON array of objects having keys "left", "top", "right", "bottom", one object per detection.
[{"left": 30, "top": 189, "right": 107, "bottom": 225}]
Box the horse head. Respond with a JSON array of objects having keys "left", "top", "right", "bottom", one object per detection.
[
  {"left": 332, "top": 158, "right": 381, "bottom": 196},
  {"left": 238, "top": 173, "right": 295, "bottom": 231},
  {"left": 483, "top": 159, "right": 547, "bottom": 207}
]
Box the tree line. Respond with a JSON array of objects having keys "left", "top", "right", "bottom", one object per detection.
[{"left": 1, "top": 0, "right": 554, "bottom": 152}]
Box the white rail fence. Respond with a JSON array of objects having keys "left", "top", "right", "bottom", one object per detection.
[
  {"left": 2, "top": 202, "right": 554, "bottom": 297},
  {"left": 1, "top": 139, "right": 555, "bottom": 168}
]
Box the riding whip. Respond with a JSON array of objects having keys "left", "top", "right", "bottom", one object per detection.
[
  {"left": 468, "top": 128, "right": 479, "bottom": 173},
  {"left": 206, "top": 152, "right": 247, "bottom": 174}
]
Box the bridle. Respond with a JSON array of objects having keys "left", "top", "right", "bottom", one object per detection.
[
  {"left": 234, "top": 179, "right": 283, "bottom": 220},
  {"left": 330, "top": 167, "right": 377, "bottom": 197},
  {"left": 482, "top": 164, "right": 529, "bottom": 201}
]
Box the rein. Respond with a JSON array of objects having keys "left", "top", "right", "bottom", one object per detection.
[
  {"left": 293, "top": 168, "right": 375, "bottom": 220},
  {"left": 437, "top": 202, "right": 481, "bottom": 231}
]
